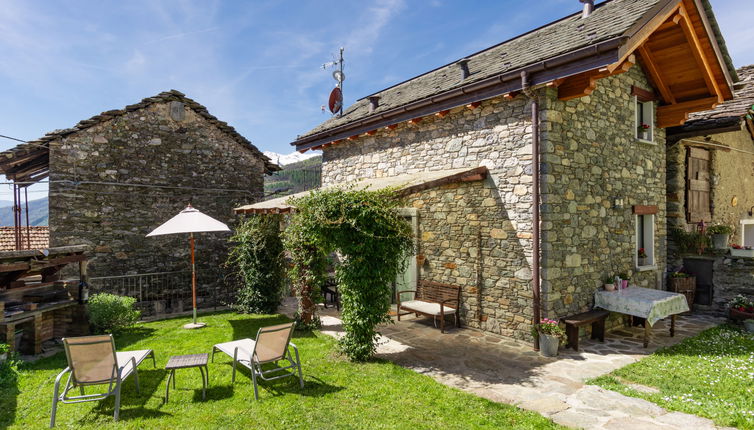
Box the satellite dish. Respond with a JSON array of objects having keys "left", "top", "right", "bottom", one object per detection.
[
  {"left": 328, "top": 87, "right": 343, "bottom": 114},
  {"left": 332, "top": 70, "right": 345, "bottom": 83}
]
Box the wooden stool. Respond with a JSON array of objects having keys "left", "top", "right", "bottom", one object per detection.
[{"left": 562, "top": 310, "right": 609, "bottom": 351}]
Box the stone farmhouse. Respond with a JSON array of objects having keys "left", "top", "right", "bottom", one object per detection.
[
  {"left": 282, "top": 0, "right": 737, "bottom": 341},
  {"left": 665, "top": 65, "right": 754, "bottom": 311},
  {"left": 0, "top": 90, "right": 278, "bottom": 279}
]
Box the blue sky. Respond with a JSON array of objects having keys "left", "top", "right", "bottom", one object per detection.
[{"left": 1, "top": 0, "right": 752, "bottom": 201}]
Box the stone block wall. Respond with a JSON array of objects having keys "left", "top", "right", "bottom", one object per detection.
[
  {"left": 48, "top": 101, "right": 266, "bottom": 278},
  {"left": 667, "top": 125, "right": 754, "bottom": 264},
  {"left": 540, "top": 65, "right": 667, "bottom": 319},
  {"left": 713, "top": 256, "right": 754, "bottom": 311},
  {"left": 403, "top": 179, "right": 533, "bottom": 339},
  {"left": 322, "top": 95, "right": 536, "bottom": 339}
]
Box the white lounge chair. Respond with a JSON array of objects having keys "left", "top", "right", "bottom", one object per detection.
[
  {"left": 211, "top": 322, "right": 304, "bottom": 400},
  {"left": 50, "top": 334, "right": 155, "bottom": 427}
]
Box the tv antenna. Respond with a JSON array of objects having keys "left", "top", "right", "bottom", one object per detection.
[{"left": 322, "top": 47, "right": 345, "bottom": 117}]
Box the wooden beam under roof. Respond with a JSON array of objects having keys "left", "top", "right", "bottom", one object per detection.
[
  {"left": 675, "top": 4, "right": 723, "bottom": 103},
  {"left": 557, "top": 56, "right": 634, "bottom": 101},
  {"left": 637, "top": 45, "right": 675, "bottom": 104},
  {"left": 657, "top": 96, "right": 718, "bottom": 127}
]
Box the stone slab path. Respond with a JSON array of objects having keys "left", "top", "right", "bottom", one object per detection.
[{"left": 279, "top": 299, "right": 732, "bottom": 429}]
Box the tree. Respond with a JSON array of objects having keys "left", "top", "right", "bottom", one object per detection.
[{"left": 225, "top": 215, "right": 286, "bottom": 314}]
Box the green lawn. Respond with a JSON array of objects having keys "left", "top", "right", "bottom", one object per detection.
[
  {"left": 589, "top": 324, "right": 754, "bottom": 429},
  {"left": 0, "top": 311, "right": 562, "bottom": 429}
]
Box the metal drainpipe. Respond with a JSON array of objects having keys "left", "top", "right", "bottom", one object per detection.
[{"left": 521, "top": 71, "right": 541, "bottom": 350}]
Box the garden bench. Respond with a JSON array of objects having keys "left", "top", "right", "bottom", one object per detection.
[
  {"left": 397, "top": 280, "right": 460, "bottom": 333},
  {"left": 561, "top": 309, "right": 609, "bottom": 351}
]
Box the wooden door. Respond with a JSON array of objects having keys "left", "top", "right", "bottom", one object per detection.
[{"left": 686, "top": 147, "right": 711, "bottom": 223}]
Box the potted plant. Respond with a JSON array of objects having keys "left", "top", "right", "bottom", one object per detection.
[
  {"left": 618, "top": 272, "right": 631, "bottom": 289},
  {"left": 602, "top": 275, "right": 616, "bottom": 291},
  {"left": 744, "top": 319, "right": 754, "bottom": 333},
  {"left": 637, "top": 123, "right": 651, "bottom": 141},
  {"left": 0, "top": 343, "right": 8, "bottom": 363},
  {"left": 730, "top": 244, "right": 754, "bottom": 258},
  {"left": 533, "top": 318, "right": 565, "bottom": 357},
  {"left": 728, "top": 294, "right": 754, "bottom": 321},
  {"left": 708, "top": 225, "right": 733, "bottom": 249},
  {"left": 637, "top": 248, "right": 649, "bottom": 267}
]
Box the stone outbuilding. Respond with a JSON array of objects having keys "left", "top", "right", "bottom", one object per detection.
[
  {"left": 0, "top": 90, "right": 279, "bottom": 279},
  {"left": 666, "top": 65, "right": 754, "bottom": 311},
  {"left": 285, "top": 0, "right": 737, "bottom": 341}
]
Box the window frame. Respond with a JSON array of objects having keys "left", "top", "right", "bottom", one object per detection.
[
  {"left": 634, "top": 96, "right": 655, "bottom": 144},
  {"left": 635, "top": 213, "right": 656, "bottom": 270}
]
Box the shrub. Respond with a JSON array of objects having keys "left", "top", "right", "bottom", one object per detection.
[
  {"left": 0, "top": 343, "right": 8, "bottom": 354},
  {"left": 225, "top": 215, "right": 286, "bottom": 314},
  {"left": 87, "top": 293, "right": 141, "bottom": 334},
  {"left": 707, "top": 225, "right": 733, "bottom": 235}
]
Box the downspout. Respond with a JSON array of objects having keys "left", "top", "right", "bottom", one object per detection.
[{"left": 521, "top": 71, "right": 541, "bottom": 350}]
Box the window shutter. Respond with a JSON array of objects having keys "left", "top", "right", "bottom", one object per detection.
[{"left": 686, "top": 147, "right": 711, "bottom": 223}]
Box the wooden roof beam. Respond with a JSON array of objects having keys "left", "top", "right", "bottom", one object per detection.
[
  {"left": 637, "top": 44, "right": 676, "bottom": 104},
  {"left": 676, "top": 4, "right": 723, "bottom": 103},
  {"left": 657, "top": 96, "right": 718, "bottom": 127}
]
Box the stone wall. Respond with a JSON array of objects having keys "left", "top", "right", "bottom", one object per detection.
[
  {"left": 403, "top": 179, "right": 533, "bottom": 339},
  {"left": 667, "top": 125, "right": 754, "bottom": 261},
  {"left": 539, "top": 64, "right": 667, "bottom": 319},
  {"left": 49, "top": 101, "right": 266, "bottom": 278},
  {"left": 322, "top": 95, "right": 535, "bottom": 340}
]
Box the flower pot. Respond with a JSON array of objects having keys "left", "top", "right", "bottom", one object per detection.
[
  {"left": 638, "top": 257, "right": 649, "bottom": 267},
  {"left": 604, "top": 283, "right": 615, "bottom": 292},
  {"left": 621, "top": 280, "right": 629, "bottom": 289},
  {"left": 744, "top": 320, "right": 754, "bottom": 333},
  {"left": 730, "top": 248, "right": 754, "bottom": 258},
  {"left": 712, "top": 234, "right": 729, "bottom": 249},
  {"left": 538, "top": 334, "right": 560, "bottom": 357},
  {"left": 730, "top": 307, "right": 754, "bottom": 321}
]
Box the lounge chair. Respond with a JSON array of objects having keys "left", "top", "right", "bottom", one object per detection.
[
  {"left": 50, "top": 335, "right": 155, "bottom": 427},
  {"left": 211, "top": 322, "right": 304, "bottom": 400}
]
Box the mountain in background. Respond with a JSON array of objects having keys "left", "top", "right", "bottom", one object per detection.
[
  {"left": 263, "top": 150, "right": 320, "bottom": 166},
  {"left": 0, "top": 197, "right": 49, "bottom": 226},
  {"left": 263, "top": 155, "right": 321, "bottom": 198}
]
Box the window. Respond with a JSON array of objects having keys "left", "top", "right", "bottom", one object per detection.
[
  {"left": 635, "top": 214, "right": 655, "bottom": 269},
  {"left": 635, "top": 97, "right": 654, "bottom": 143}
]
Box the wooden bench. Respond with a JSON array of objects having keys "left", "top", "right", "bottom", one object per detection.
[
  {"left": 397, "top": 280, "right": 460, "bottom": 333},
  {"left": 561, "top": 309, "right": 609, "bottom": 351}
]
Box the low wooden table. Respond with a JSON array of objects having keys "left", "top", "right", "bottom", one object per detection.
[
  {"left": 165, "top": 353, "right": 209, "bottom": 403},
  {"left": 595, "top": 286, "right": 689, "bottom": 348}
]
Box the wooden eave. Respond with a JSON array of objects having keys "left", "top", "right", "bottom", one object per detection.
[{"left": 557, "top": 0, "right": 734, "bottom": 128}]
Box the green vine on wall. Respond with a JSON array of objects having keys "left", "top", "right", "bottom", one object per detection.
[
  {"left": 225, "top": 215, "right": 286, "bottom": 314},
  {"left": 285, "top": 187, "right": 413, "bottom": 361}
]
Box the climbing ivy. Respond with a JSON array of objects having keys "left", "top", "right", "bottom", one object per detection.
[
  {"left": 285, "top": 187, "right": 413, "bottom": 361},
  {"left": 225, "top": 215, "right": 286, "bottom": 314}
]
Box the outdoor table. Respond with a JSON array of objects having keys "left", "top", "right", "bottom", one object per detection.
[
  {"left": 594, "top": 286, "right": 689, "bottom": 348},
  {"left": 164, "top": 353, "right": 209, "bottom": 402}
]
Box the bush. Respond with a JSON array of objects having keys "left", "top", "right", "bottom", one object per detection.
[
  {"left": 225, "top": 215, "right": 286, "bottom": 314},
  {"left": 87, "top": 293, "right": 141, "bottom": 334}
]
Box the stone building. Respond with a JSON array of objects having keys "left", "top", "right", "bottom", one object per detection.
[
  {"left": 666, "top": 65, "right": 754, "bottom": 311},
  {"left": 282, "top": 0, "right": 737, "bottom": 340},
  {"left": 0, "top": 90, "right": 278, "bottom": 279}
]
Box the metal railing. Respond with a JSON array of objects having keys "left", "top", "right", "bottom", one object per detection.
[{"left": 89, "top": 270, "right": 235, "bottom": 319}]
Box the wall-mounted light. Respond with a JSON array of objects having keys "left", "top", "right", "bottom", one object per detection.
[
  {"left": 748, "top": 206, "right": 754, "bottom": 217},
  {"left": 612, "top": 197, "right": 625, "bottom": 209}
]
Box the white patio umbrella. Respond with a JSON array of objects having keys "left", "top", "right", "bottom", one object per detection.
[{"left": 147, "top": 204, "right": 230, "bottom": 329}]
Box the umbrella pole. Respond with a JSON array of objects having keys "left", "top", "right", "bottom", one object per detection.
[{"left": 190, "top": 232, "right": 197, "bottom": 325}]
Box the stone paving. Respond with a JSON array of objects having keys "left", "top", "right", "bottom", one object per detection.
[{"left": 280, "top": 298, "right": 732, "bottom": 429}]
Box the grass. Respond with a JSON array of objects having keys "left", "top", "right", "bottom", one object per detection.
[
  {"left": 0, "top": 311, "right": 562, "bottom": 429},
  {"left": 589, "top": 324, "right": 754, "bottom": 429}
]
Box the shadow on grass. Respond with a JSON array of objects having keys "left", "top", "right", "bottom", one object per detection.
[
  {"left": 86, "top": 368, "right": 169, "bottom": 422},
  {"left": 225, "top": 363, "right": 343, "bottom": 399},
  {"left": 0, "top": 361, "right": 20, "bottom": 428},
  {"left": 191, "top": 384, "right": 235, "bottom": 402},
  {"left": 113, "top": 327, "right": 158, "bottom": 350}
]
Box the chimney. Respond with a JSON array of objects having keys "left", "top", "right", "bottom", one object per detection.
[
  {"left": 368, "top": 96, "right": 380, "bottom": 112},
  {"left": 457, "top": 58, "right": 471, "bottom": 80},
  {"left": 580, "top": 0, "right": 594, "bottom": 18}
]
